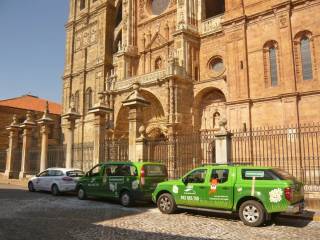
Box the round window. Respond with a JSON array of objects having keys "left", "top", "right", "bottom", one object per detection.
[
  {"left": 210, "top": 58, "right": 224, "bottom": 73},
  {"left": 150, "top": 0, "right": 170, "bottom": 15}
]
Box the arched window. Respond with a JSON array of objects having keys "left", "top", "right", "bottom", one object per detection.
[
  {"left": 85, "top": 88, "right": 93, "bottom": 114},
  {"left": 263, "top": 41, "right": 279, "bottom": 87},
  {"left": 300, "top": 36, "right": 313, "bottom": 80},
  {"left": 205, "top": 0, "right": 225, "bottom": 19},
  {"left": 80, "top": 0, "right": 86, "bottom": 10},
  {"left": 269, "top": 46, "right": 278, "bottom": 86}
]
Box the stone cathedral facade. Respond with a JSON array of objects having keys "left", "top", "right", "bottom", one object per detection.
[{"left": 62, "top": 0, "right": 320, "bottom": 145}]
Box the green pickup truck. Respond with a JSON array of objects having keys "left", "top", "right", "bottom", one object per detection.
[{"left": 152, "top": 164, "right": 304, "bottom": 227}]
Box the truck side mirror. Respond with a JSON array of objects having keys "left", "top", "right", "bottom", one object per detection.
[{"left": 182, "top": 177, "right": 188, "bottom": 185}]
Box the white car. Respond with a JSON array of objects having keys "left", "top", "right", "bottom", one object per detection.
[{"left": 28, "top": 168, "right": 85, "bottom": 196}]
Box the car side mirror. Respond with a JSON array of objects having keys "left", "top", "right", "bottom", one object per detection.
[
  {"left": 182, "top": 177, "right": 188, "bottom": 185},
  {"left": 86, "top": 172, "right": 91, "bottom": 177},
  {"left": 36, "top": 174, "right": 40, "bottom": 177}
]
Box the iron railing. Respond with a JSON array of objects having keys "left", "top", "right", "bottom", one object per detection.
[
  {"left": 47, "top": 145, "right": 66, "bottom": 168},
  {"left": 104, "top": 138, "right": 129, "bottom": 162},
  {"left": 28, "top": 148, "right": 40, "bottom": 174},
  {"left": 72, "top": 143, "right": 94, "bottom": 171},
  {"left": 230, "top": 123, "right": 320, "bottom": 185},
  {"left": 0, "top": 149, "right": 6, "bottom": 172}
]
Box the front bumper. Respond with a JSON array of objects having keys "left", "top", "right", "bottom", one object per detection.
[{"left": 286, "top": 201, "right": 304, "bottom": 214}]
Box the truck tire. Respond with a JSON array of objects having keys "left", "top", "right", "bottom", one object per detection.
[
  {"left": 157, "top": 193, "right": 177, "bottom": 214},
  {"left": 120, "top": 191, "right": 133, "bottom": 207},
  {"left": 239, "top": 200, "right": 266, "bottom": 227},
  {"left": 78, "top": 186, "right": 87, "bottom": 200}
]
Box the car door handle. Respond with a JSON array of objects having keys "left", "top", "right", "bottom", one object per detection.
[
  {"left": 221, "top": 187, "right": 228, "bottom": 190},
  {"left": 199, "top": 186, "right": 206, "bottom": 189}
]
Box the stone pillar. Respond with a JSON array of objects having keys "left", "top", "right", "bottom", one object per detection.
[
  {"left": 214, "top": 119, "right": 232, "bottom": 164},
  {"left": 4, "top": 115, "right": 20, "bottom": 178},
  {"left": 62, "top": 103, "right": 81, "bottom": 169},
  {"left": 122, "top": 83, "right": 150, "bottom": 161},
  {"left": 89, "top": 94, "right": 112, "bottom": 165},
  {"left": 167, "top": 124, "right": 177, "bottom": 179},
  {"left": 135, "top": 125, "right": 147, "bottom": 162},
  {"left": 37, "top": 103, "right": 53, "bottom": 172},
  {"left": 19, "top": 111, "right": 36, "bottom": 179}
]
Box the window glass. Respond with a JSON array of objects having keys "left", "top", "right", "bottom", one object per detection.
[
  {"left": 211, "top": 169, "right": 229, "bottom": 183},
  {"left": 80, "top": 0, "right": 86, "bottom": 10},
  {"left": 301, "top": 36, "right": 313, "bottom": 80},
  {"left": 67, "top": 170, "right": 85, "bottom": 177},
  {"left": 90, "top": 165, "right": 102, "bottom": 177},
  {"left": 211, "top": 59, "right": 224, "bottom": 73},
  {"left": 39, "top": 171, "right": 49, "bottom": 177},
  {"left": 110, "top": 165, "right": 137, "bottom": 176},
  {"left": 241, "top": 169, "right": 280, "bottom": 180},
  {"left": 150, "top": 0, "right": 169, "bottom": 15},
  {"left": 269, "top": 47, "right": 278, "bottom": 86},
  {"left": 185, "top": 169, "right": 207, "bottom": 183},
  {"left": 144, "top": 165, "right": 167, "bottom": 177}
]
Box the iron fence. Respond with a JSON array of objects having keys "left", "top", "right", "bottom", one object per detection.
[
  {"left": 47, "top": 145, "right": 66, "bottom": 168},
  {"left": 72, "top": 143, "right": 94, "bottom": 171},
  {"left": 230, "top": 123, "right": 320, "bottom": 185},
  {"left": 145, "top": 131, "right": 216, "bottom": 179},
  {"left": 0, "top": 149, "right": 6, "bottom": 172},
  {"left": 28, "top": 147, "right": 40, "bottom": 174},
  {"left": 12, "top": 147, "right": 22, "bottom": 173},
  {"left": 104, "top": 138, "right": 129, "bottom": 162}
]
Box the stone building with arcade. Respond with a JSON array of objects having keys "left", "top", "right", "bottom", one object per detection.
[{"left": 61, "top": 0, "right": 320, "bottom": 178}]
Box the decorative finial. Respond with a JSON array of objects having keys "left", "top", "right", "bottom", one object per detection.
[
  {"left": 219, "top": 118, "right": 228, "bottom": 132},
  {"left": 11, "top": 114, "right": 18, "bottom": 126},
  {"left": 139, "top": 125, "right": 146, "bottom": 139}
]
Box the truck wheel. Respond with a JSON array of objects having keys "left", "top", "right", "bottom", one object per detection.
[
  {"left": 120, "top": 191, "right": 133, "bottom": 207},
  {"left": 78, "top": 187, "right": 87, "bottom": 200},
  {"left": 157, "top": 193, "right": 177, "bottom": 214},
  {"left": 51, "top": 184, "right": 60, "bottom": 196},
  {"left": 239, "top": 200, "right": 265, "bottom": 227}
]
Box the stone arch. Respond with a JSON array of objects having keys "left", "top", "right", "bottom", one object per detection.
[
  {"left": 193, "top": 87, "right": 226, "bottom": 131},
  {"left": 114, "top": 89, "right": 166, "bottom": 138}
]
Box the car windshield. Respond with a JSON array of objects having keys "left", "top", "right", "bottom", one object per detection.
[
  {"left": 272, "top": 168, "right": 298, "bottom": 181},
  {"left": 67, "top": 170, "right": 85, "bottom": 177},
  {"left": 144, "top": 165, "right": 167, "bottom": 177}
]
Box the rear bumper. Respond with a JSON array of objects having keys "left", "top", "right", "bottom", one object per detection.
[{"left": 286, "top": 200, "right": 304, "bottom": 214}]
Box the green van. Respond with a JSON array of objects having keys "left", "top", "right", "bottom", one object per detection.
[{"left": 76, "top": 162, "right": 168, "bottom": 207}]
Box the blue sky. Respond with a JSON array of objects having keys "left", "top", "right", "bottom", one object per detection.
[{"left": 0, "top": 0, "right": 69, "bottom": 103}]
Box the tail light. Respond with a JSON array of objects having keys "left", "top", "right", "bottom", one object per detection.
[
  {"left": 140, "top": 167, "right": 145, "bottom": 186},
  {"left": 284, "top": 187, "right": 293, "bottom": 201},
  {"left": 62, "top": 176, "right": 73, "bottom": 182}
]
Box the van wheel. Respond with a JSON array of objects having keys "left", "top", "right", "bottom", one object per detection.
[
  {"left": 51, "top": 184, "right": 60, "bottom": 196},
  {"left": 78, "top": 187, "right": 87, "bottom": 200},
  {"left": 239, "top": 200, "right": 265, "bottom": 227},
  {"left": 157, "top": 193, "right": 177, "bottom": 214},
  {"left": 28, "top": 182, "right": 35, "bottom": 192},
  {"left": 120, "top": 191, "right": 133, "bottom": 207}
]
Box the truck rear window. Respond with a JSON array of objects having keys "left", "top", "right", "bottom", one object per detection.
[
  {"left": 144, "top": 165, "right": 167, "bottom": 177},
  {"left": 241, "top": 169, "right": 281, "bottom": 180}
]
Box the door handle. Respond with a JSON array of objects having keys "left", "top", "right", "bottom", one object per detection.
[
  {"left": 221, "top": 187, "right": 228, "bottom": 190},
  {"left": 199, "top": 186, "right": 206, "bottom": 189}
]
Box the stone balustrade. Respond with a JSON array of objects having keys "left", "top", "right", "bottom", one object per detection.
[{"left": 200, "top": 15, "right": 223, "bottom": 36}]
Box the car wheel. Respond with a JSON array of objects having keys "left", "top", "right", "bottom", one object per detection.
[
  {"left": 28, "top": 182, "right": 35, "bottom": 192},
  {"left": 51, "top": 184, "right": 60, "bottom": 196},
  {"left": 120, "top": 191, "right": 133, "bottom": 207},
  {"left": 157, "top": 193, "right": 177, "bottom": 214},
  {"left": 239, "top": 200, "right": 266, "bottom": 227},
  {"left": 78, "top": 187, "right": 87, "bottom": 200}
]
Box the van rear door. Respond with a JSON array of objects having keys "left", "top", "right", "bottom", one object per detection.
[{"left": 141, "top": 164, "right": 168, "bottom": 192}]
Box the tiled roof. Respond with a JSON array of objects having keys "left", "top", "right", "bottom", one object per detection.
[{"left": 0, "top": 95, "right": 61, "bottom": 115}]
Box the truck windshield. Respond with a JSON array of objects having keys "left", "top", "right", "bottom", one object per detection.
[{"left": 144, "top": 165, "right": 167, "bottom": 177}]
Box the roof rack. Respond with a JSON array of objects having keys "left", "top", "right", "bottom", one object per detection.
[{"left": 201, "top": 162, "right": 253, "bottom": 167}]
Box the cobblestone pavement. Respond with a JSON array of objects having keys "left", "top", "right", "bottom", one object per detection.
[{"left": 0, "top": 184, "right": 319, "bottom": 240}]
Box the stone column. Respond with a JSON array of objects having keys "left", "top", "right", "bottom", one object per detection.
[
  {"left": 122, "top": 83, "right": 150, "bottom": 161},
  {"left": 89, "top": 95, "right": 112, "bottom": 165},
  {"left": 135, "top": 125, "right": 147, "bottom": 162},
  {"left": 37, "top": 104, "right": 53, "bottom": 172},
  {"left": 4, "top": 115, "right": 20, "bottom": 178},
  {"left": 62, "top": 104, "right": 81, "bottom": 169},
  {"left": 19, "top": 111, "right": 36, "bottom": 179},
  {"left": 167, "top": 123, "right": 177, "bottom": 179},
  {"left": 214, "top": 119, "right": 232, "bottom": 164}
]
